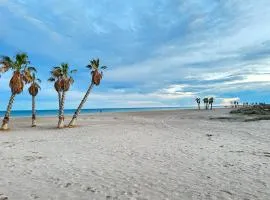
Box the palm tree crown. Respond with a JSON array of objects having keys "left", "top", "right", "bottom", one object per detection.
[
  {"left": 203, "top": 98, "right": 208, "bottom": 104},
  {"left": 1, "top": 53, "right": 36, "bottom": 94},
  {"left": 87, "top": 59, "right": 107, "bottom": 85},
  {"left": 48, "top": 63, "right": 76, "bottom": 91},
  {"left": 28, "top": 73, "right": 41, "bottom": 97}
]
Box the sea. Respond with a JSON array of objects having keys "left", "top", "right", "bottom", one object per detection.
[{"left": 0, "top": 107, "right": 195, "bottom": 117}]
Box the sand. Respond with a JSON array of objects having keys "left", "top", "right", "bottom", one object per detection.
[{"left": 0, "top": 109, "right": 270, "bottom": 200}]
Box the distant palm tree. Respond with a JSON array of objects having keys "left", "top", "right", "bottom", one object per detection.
[
  {"left": 68, "top": 58, "right": 106, "bottom": 127},
  {"left": 28, "top": 73, "right": 41, "bottom": 127},
  {"left": 48, "top": 63, "right": 76, "bottom": 128},
  {"left": 203, "top": 97, "right": 209, "bottom": 110},
  {"left": 234, "top": 101, "right": 237, "bottom": 108},
  {"left": 0, "top": 53, "right": 36, "bottom": 130},
  {"left": 195, "top": 98, "right": 201, "bottom": 110},
  {"left": 209, "top": 97, "right": 214, "bottom": 110}
]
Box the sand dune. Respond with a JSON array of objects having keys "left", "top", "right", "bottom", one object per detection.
[{"left": 0, "top": 109, "right": 270, "bottom": 200}]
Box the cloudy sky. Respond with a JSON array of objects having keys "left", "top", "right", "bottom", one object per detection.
[{"left": 0, "top": 0, "right": 270, "bottom": 110}]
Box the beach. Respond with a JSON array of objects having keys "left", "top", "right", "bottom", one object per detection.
[{"left": 0, "top": 109, "right": 270, "bottom": 200}]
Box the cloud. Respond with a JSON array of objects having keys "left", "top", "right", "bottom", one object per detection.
[
  {"left": 0, "top": 0, "right": 270, "bottom": 110},
  {"left": 220, "top": 98, "right": 240, "bottom": 107}
]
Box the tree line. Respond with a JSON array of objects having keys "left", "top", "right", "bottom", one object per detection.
[
  {"left": 195, "top": 97, "right": 214, "bottom": 110},
  {"left": 0, "top": 53, "right": 107, "bottom": 130}
]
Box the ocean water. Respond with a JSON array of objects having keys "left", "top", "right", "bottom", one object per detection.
[{"left": 0, "top": 107, "right": 193, "bottom": 117}]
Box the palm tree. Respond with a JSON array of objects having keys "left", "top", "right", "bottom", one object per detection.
[
  {"left": 58, "top": 63, "right": 76, "bottom": 128},
  {"left": 68, "top": 58, "right": 106, "bottom": 127},
  {"left": 48, "top": 63, "right": 76, "bottom": 128},
  {"left": 234, "top": 101, "right": 237, "bottom": 108},
  {"left": 28, "top": 73, "right": 41, "bottom": 127},
  {"left": 48, "top": 66, "right": 63, "bottom": 122},
  {"left": 203, "top": 97, "right": 209, "bottom": 110},
  {"left": 209, "top": 97, "right": 214, "bottom": 110},
  {"left": 195, "top": 97, "right": 200, "bottom": 110},
  {"left": 1, "top": 53, "right": 36, "bottom": 130}
]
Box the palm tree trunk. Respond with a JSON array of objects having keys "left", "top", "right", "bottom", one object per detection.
[
  {"left": 210, "top": 103, "right": 213, "bottom": 110},
  {"left": 32, "top": 95, "right": 36, "bottom": 127},
  {"left": 198, "top": 103, "right": 200, "bottom": 110},
  {"left": 1, "top": 93, "right": 16, "bottom": 130},
  {"left": 68, "top": 83, "right": 94, "bottom": 127},
  {"left": 58, "top": 91, "right": 62, "bottom": 117},
  {"left": 58, "top": 91, "right": 65, "bottom": 128}
]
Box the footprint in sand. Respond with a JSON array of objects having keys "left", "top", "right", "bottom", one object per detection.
[
  {"left": 24, "top": 155, "right": 43, "bottom": 161},
  {"left": 263, "top": 152, "right": 270, "bottom": 157},
  {"left": 30, "top": 194, "right": 39, "bottom": 199}
]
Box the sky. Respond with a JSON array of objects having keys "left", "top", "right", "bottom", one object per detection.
[{"left": 0, "top": 0, "right": 270, "bottom": 110}]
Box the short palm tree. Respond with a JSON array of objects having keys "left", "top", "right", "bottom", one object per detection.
[
  {"left": 68, "top": 58, "right": 107, "bottom": 127},
  {"left": 28, "top": 73, "right": 41, "bottom": 127},
  {"left": 48, "top": 63, "right": 76, "bottom": 128},
  {"left": 203, "top": 97, "right": 209, "bottom": 110},
  {"left": 0, "top": 53, "right": 36, "bottom": 130},
  {"left": 208, "top": 97, "right": 214, "bottom": 110},
  {"left": 195, "top": 97, "right": 201, "bottom": 110}
]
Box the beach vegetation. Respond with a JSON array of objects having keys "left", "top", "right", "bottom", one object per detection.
[
  {"left": 0, "top": 53, "right": 36, "bottom": 130},
  {"left": 68, "top": 58, "right": 106, "bottom": 127}
]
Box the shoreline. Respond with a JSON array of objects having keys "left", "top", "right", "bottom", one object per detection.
[{"left": 1, "top": 107, "right": 231, "bottom": 119}]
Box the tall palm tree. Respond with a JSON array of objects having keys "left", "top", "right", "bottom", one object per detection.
[
  {"left": 203, "top": 97, "right": 209, "bottom": 110},
  {"left": 208, "top": 97, "right": 214, "bottom": 110},
  {"left": 68, "top": 58, "right": 107, "bottom": 127},
  {"left": 195, "top": 97, "right": 201, "bottom": 110},
  {"left": 58, "top": 63, "right": 76, "bottom": 128},
  {"left": 1, "top": 53, "right": 36, "bottom": 130},
  {"left": 28, "top": 73, "right": 41, "bottom": 127},
  {"left": 48, "top": 66, "right": 63, "bottom": 121},
  {"left": 48, "top": 63, "right": 76, "bottom": 128}
]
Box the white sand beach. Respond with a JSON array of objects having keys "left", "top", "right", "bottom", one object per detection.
[{"left": 0, "top": 109, "right": 270, "bottom": 200}]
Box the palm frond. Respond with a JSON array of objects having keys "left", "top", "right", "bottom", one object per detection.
[
  {"left": 53, "top": 66, "right": 61, "bottom": 70},
  {"left": 36, "top": 83, "right": 41, "bottom": 90},
  {"left": 27, "top": 66, "right": 37, "bottom": 72},
  {"left": 69, "top": 77, "right": 74, "bottom": 84},
  {"left": 15, "top": 53, "right": 29, "bottom": 65},
  {"left": 0, "top": 56, "right": 13, "bottom": 72},
  {"left": 70, "top": 69, "right": 77, "bottom": 74},
  {"left": 48, "top": 77, "right": 55, "bottom": 82},
  {"left": 86, "top": 64, "right": 93, "bottom": 69},
  {"left": 0, "top": 56, "right": 12, "bottom": 63}
]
